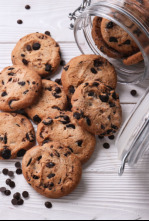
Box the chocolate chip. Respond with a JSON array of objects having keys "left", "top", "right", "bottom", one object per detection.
[
  {"left": 55, "top": 79, "right": 62, "bottom": 85},
  {"left": 16, "top": 169, "right": 22, "bottom": 175},
  {"left": 22, "top": 59, "right": 28, "bottom": 65},
  {"left": 106, "top": 21, "right": 114, "bottom": 29},
  {"left": 4, "top": 190, "right": 11, "bottom": 196},
  {"left": 1, "top": 91, "right": 7, "bottom": 97},
  {"left": 73, "top": 112, "right": 81, "bottom": 120},
  {"left": 23, "top": 90, "right": 29, "bottom": 95},
  {"left": 109, "top": 37, "right": 118, "bottom": 42},
  {"left": 45, "top": 86, "right": 52, "bottom": 91},
  {"left": 17, "top": 20, "right": 23, "bottom": 24},
  {"left": 6, "top": 179, "right": 11, "bottom": 186},
  {"left": 9, "top": 99, "right": 17, "bottom": 109},
  {"left": 98, "top": 135, "right": 104, "bottom": 139},
  {"left": 18, "top": 81, "right": 26, "bottom": 86},
  {"left": 43, "top": 118, "right": 53, "bottom": 126},
  {"left": 45, "top": 202, "right": 52, "bottom": 209},
  {"left": 112, "top": 92, "right": 118, "bottom": 100},
  {"left": 47, "top": 174, "right": 55, "bottom": 179},
  {"left": 45, "top": 64, "right": 52, "bottom": 72},
  {"left": 33, "top": 175, "right": 39, "bottom": 180},
  {"left": 17, "top": 149, "right": 26, "bottom": 157},
  {"left": 133, "top": 28, "right": 142, "bottom": 37},
  {"left": 2, "top": 149, "right": 11, "bottom": 159},
  {"left": 27, "top": 158, "right": 32, "bottom": 167},
  {"left": 64, "top": 151, "right": 71, "bottom": 157},
  {"left": 17, "top": 199, "right": 24, "bottom": 206},
  {"left": 46, "top": 162, "right": 55, "bottom": 168},
  {"left": 55, "top": 87, "right": 61, "bottom": 94},
  {"left": 69, "top": 85, "right": 75, "bottom": 94},
  {"left": 66, "top": 124, "right": 76, "bottom": 129},
  {"left": 13, "top": 192, "right": 21, "bottom": 200},
  {"left": 109, "top": 102, "right": 115, "bottom": 108},
  {"left": 64, "top": 65, "right": 69, "bottom": 71},
  {"left": 38, "top": 156, "right": 42, "bottom": 161},
  {"left": 33, "top": 115, "right": 41, "bottom": 124},
  {"left": 8, "top": 72, "right": 15, "bottom": 76},
  {"left": 8, "top": 171, "right": 14, "bottom": 178},
  {"left": 0, "top": 187, "right": 6, "bottom": 193},
  {"left": 22, "top": 191, "right": 29, "bottom": 198},
  {"left": 42, "top": 139, "right": 50, "bottom": 145},
  {"left": 111, "top": 125, "right": 118, "bottom": 130},
  {"left": 86, "top": 117, "right": 91, "bottom": 126},
  {"left": 60, "top": 60, "right": 66, "bottom": 66},
  {"left": 15, "top": 162, "right": 21, "bottom": 168},
  {"left": 21, "top": 54, "right": 25, "bottom": 57},
  {"left": 25, "top": 5, "right": 31, "bottom": 10},
  {"left": 45, "top": 31, "right": 51, "bottom": 36},
  {"left": 108, "top": 135, "right": 115, "bottom": 140},
  {"left": 131, "top": 90, "right": 137, "bottom": 96},
  {"left": 10, "top": 181, "right": 15, "bottom": 188},
  {"left": 92, "top": 82, "right": 99, "bottom": 87},
  {"left": 103, "top": 143, "right": 110, "bottom": 149},
  {"left": 53, "top": 93, "right": 61, "bottom": 98},
  {"left": 94, "top": 59, "right": 103, "bottom": 67},
  {"left": 77, "top": 140, "right": 83, "bottom": 147},
  {"left": 2, "top": 168, "right": 8, "bottom": 175},
  {"left": 88, "top": 91, "right": 94, "bottom": 97},
  {"left": 99, "top": 94, "right": 109, "bottom": 102},
  {"left": 33, "top": 43, "right": 41, "bottom": 50},
  {"left": 26, "top": 132, "right": 35, "bottom": 142},
  {"left": 123, "top": 40, "right": 131, "bottom": 45},
  {"left": 91, "top": 68, "right": 97, "bottom": 74},
  {"left": 26, "top": 45, "right": 32, "bottom": 51},
  {"left": 11, "top": 198, "right": 18, "bottom": 206}
]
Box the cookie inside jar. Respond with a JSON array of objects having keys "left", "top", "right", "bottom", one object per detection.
[{"left": 73, "top": 0, "right": 149, "bottom": 84}]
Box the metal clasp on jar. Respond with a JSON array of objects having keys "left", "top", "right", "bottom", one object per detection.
[{"left": 68, "top": 0, "right": 91, "bottom": 29}]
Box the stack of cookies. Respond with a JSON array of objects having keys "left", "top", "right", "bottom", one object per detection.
[
  {"left": 0, "top": 32, "right": 122, "bottom": 199},
  {"left": 92, "top": 17, "right": 143, "bottom": 66}
]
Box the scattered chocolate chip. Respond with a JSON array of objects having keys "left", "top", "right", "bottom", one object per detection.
[
  {"left": 17, "top": 199, "right": 24, "bottom": 206},
  {"left": 23, "top": 90, "right": 29, "bottom": 95},
  {"left": 8, "top": 171, "right": 14, "bottom": 178},
  {"left": 21, "top": 54, "right": 25, "bottom": 57},
  {"left": 53, "top": 93, "right": 61, "bottom": 98},
  {"left": 8, "top": 72, "right": 15, "bottom": 76},
  {"left": 2, "top": 149, "right": 11, "bottom": 160},
  {"left": 109, "top": 37, "right": 118, "bottom": 42},
  {"left": 25, "top": 5, "right": 31, "bottom": 10},
  {"left": 47, "top": 174, "right": 55, "bottom": 179},
  {"left": 103, "top": 143, "right": 110, "bottom": 149},
  {"left": 60, "top": 60, "right": 66, "bottom": 66},
  {"left": 109, "top": 102, "right": 115, "bottom": 108},
  {"left": 22, "top": 191, "right": 29, "bottom": 198},
  {"left": 45, "top": 202, "right": 52, "bottom": 209},
  {"left": 94, "top": 59, "right": 103, "bottom": 67},
  {"left": 99, "top": 94, "right": 109, "bottom": 103},
  {"left": 45, "top": 31, "right": 51, "bottom": 36},
  {"left": 92, "top": 82, "right": 99, "bottom": 87},
  {"left": 64, "top": 65, "right": 69, "bottom": 71},
  {"left": 17, "top": 149, "right": 26, "bottom": 157},
  {"left": 33, "top": 175, "right": 39, "bottom": 180},
  {"left": 33, "top": 115, "right": 41, "bottom": 124},
  {"left": 13, "top": 193, "right": 21, "bottom": 200},
  {"left": 16, "top": 169, "right": 22, "bottom": 175},
  {"left": 26, "top": 132, "right": 35, "bottom": 142},
  {"left": 6, "top": 179, "right": 11, "bottom": 186},
  {"left": 108, "top": 135, "right": 115, "bottom": 140},
  {"left": 112, "top": 92, "right": 118, "bottom": 100},
  {"left": 27, "top": 158, "right": 32, "bottom": 167},
  {"left": 46, "top": 162, "right": 55, "bottom": 168},
  {"left": 131, "top": 90, "right": 137, "bottom": 96},
  {"left": 91, "top": 68, "right": 97, "bottom": 74},
  {"left": 2, "top": 168, "right": 8, "bottom": 175},
  {"left": 43, "top": 118, "right": 53, "bottom": 126},
  {"left": 1, "top": 91, "right": 7, "bottom": 97},
  {"left": 69, "top": 85, "right": 75, "bottom": 94},
  {"left": 55, "top": 87, "right": 61, "bottom": 94},
  {"left": 0, "top": 187, "right": 6, "bottom": 193},
  {"left": 4, "top": 190, "right": 11, "bottom": 196},
  {"left": 22, "top": 58, "right": 28, "bottom": 65},
  {"left": 18, "top": 81, "right": 26, "bottom": 86},
  {"left": 10, "top": 181, "right": 15, "bottom": 189},
  {"left": 42, "top": 139, "right": 50, "bottom": 145},
  {"left": 17, "top": 20, "right": 23, "bottom": 25},
  {"left": 33, "top": 43, "right": 41, "bottom": 50},
  {"left": 88, "top": 91, "right": 94, "bottom": 97},
  {"left": 15, "top": 162, "right": 21, "bottom": 168},
  {"left": 11, "top": 198, "right": 18, "bottom": 206},
  {"left": 45, "top": 64, "right": 52, "bottom": 72},
  {"left": 106, "top": 21, "right": 114, "bottom": 29},
  {"left": 98, "top": 135, "right": 104, "bottom": 139}
]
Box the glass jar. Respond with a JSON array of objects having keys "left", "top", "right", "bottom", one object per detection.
[
  {"left": 72, "top": 0, "right": 149, "bottom": 84},
  {"left": 116, "top": 87, "right": 149, "bottom": 175}
]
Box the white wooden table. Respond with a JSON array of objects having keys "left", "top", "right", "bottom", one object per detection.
[{"left": 0, "top": 0, "right": 149, "bottom": 220}]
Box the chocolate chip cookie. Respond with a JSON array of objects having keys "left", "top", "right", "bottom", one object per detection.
[
  {"left": 22, "top": 142, "right": 82, "bottom": 198},
  {"left": 11, "top": 33, "right": 61, "bottom": 77},
  {"left": 72, "top": 81, "right": 122, "bottom": 136},
  {"left": 92, "top": 17, "right": 123, "bottom": 59},
  {"left": 101, "top": 18, "right": 139, "bottom": 56},
  {"left": 25, "top": 80, "right": 67, "bottom": 124},
  {"left": 61, "top": 55, "right": 117, "bottom": 98},
  {"left": 0, "top": 113, "right": 35, "bottom": 160},
  {"left": 0, "top": 65, "right": 42, "bottom": 112},
  {"left": 37, "top": 111, "right": 96, "bottom": 164}
]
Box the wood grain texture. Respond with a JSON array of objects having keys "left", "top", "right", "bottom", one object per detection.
[{"left": 0, "top": 0, "right": 148, "bottom": 220}]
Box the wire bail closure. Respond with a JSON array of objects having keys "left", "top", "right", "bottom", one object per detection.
[{"left": 68, "top": 0, "right": 91, "bottom": 29}]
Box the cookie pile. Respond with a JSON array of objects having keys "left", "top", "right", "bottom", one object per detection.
[
  {"left": 92, "top": 17, "right": 143, "bottom": 66},
  {"left": 0, "top": 32, "right": 122, "bottom": 199}
]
